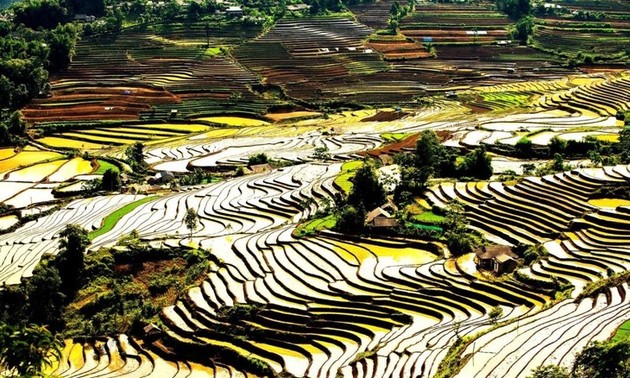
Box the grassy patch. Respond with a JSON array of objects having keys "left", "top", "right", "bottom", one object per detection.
[
  {"left": 94, "top": 160, "right": 120, "bottom": 175},
  {"left": 381, "top": 132, "right": 409, "bottom": 142},
  {"left": 295, "top": 214, "right": 337, "bottom": 236},
  {"left": 64, "top": 246, "right": 213, "bottom": 337},
  {"left": 612, "top": 319, "right": 630, "bottom": 342},
  {"left": 203, "top": 46, "right": 224, "bottom": 56},
  {"left": 406, "top": 222, "right": 443, "bottom": 232},
  {"left": 334, "top": 160, "right": 362, "bottom": 194},
  {"left": 89, "top": 196, "right": 158, "bottom": 240},
  {"left": 413, "top": 211, "right": 445, "bottom": 224}
]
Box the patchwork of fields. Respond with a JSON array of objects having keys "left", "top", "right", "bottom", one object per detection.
[{"left": 2, "top": 1, "right": 630, "bottom": 377}]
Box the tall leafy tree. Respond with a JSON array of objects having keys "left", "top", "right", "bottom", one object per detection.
[
  {"left": 55, "top": 224, "right": 90, "bottom": 292},
  {"left": 347, "top": 162, "right": 386, "bottom": 211},
  {"left": 46, "top": 23, "right": 79, "bottom": 71},
  {"left": 184, "top": 208, "right": 199, "bottom": 239},
  {"left": 334, "top": 205, "right": 365, "bottom": 234},
  {"left": 12, "top": 0, "right": 66, "bottom": 30},
  {"left": 101, "top": 168, "right": 121, "bottom": 191},
  {"left": 0, "top": 323, "right": 63, "bottom": 377},
  {"left": 125, "top": 142, "right": 147, "bottom": 172},
  {"left": 458, "top": 146, "right": 493, "bottom": 179},
  {"left": 572, "top": 339, "right": 630, "bottom": 378},
  {"left": 444, "top": 201, "right": 473, "bottom": 256},
  {"left": 618, "top": 127, "right": 630, "bottom": 163}
]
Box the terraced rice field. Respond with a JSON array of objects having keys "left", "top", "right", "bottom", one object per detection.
[
  {"left": 0, "top": 150, "right": 64, "bottom": 175},
  {"left": 0, "top": 195, "right": 144, "bottom": 285},
  {"left": 22, "top": 22, "right": 269, "bottom": 123},
  {"left": 18, "top": 156, "right": 624, "bottom": 377},
  {"left": 146, "top": 133, "right": 380, "bottom": 173},
  {"left": 532, "top": 0, "right": 630, "bottom": 57},
  {"left": 38, "top": 123, "right": 213, "bottom": 149},
  {"left": 45, "top": 335, "right": 231, "bottom": 377},
  {"left": 4, "top": 2, "right": 630, "bottom": 376}
]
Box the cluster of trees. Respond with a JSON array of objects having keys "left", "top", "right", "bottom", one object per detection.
[
  {"left": 248, "top": 152, "right": 269, "bottom": 166},
  {"left": 617, "top": 122, "right": 630, "bottom": 163},
  {"left": 0, "top": 222, "right": 214, "bottom": 373},
  {"left": 495, "top": 0, "right": 531, "bottom": 20},
  {"left": 0, "top": 111, "right": 26, "bottom": 146},
  {"left": 387, "top": 0, "right": 414, "bottom": 33},
  {"left": 513, "top": 133, "right": 621, "bottom": 166},
  {"left": 125, "top": 141, "right": 148, "bottom": 173},
  {"left": 102, "top": 0, "right": 377, "bottom": 30},
  {"left": 443, "top": 201, "right": 477, "bottom": 255},
  {"left": 395, "top": 130, "right": 493, "bottom": 204},
  {"left": 528, "top": 339, "right": 630, "bottom": 378},
  {"left": 0, "top": 0, "right": 81, "bottom": 142},
  {"left": 12, "top": 0, "right": 105, "bottom": 28},
  {"left": 175, "top": 168, "right": 215, "bottom": 187},
  {"left": 335, "top": 161, "right": 385, "bottom": 234},
  {"left": 0, "top": 225, "right": 90, "bottom": 337},
  {"left": 494, "top": 0, "right": 533, "bottom": 43}
]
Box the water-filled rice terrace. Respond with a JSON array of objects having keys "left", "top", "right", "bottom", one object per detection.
[
  {"left": 34, "top": 163, "right": 630, "bottom": 378},
  {"left": 4, "top": 1, "right": 630, "bottom": 377}
]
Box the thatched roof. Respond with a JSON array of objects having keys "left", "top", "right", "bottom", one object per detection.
[
  {"left": 474, "top": 245, "right": 517, "bottom": 260},
  {"left": 365, "top": 207, "right": 398, "bottom": 228},
  {"left": 365, "top": 207, "right": 392, "bottom": 224}
]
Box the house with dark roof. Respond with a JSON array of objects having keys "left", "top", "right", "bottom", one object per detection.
[
  {"left": 474, "top": 245, "right": 518, "bottom": 275},
  {"left": 150, "top": 171, "right": 175, "bottom": 185}
]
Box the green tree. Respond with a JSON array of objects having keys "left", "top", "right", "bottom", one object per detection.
[
  {"left": 444, "top": 201, "right": 473, "bottom": 256},
  {"left": 25, "top": 264, "right": 65, "bottom": 329},
  {"left": 415, "top": 129, "right": 442, "bottom": 172},
  {"left": 515, "top": 136, "right": 533, "bottom": 157},
  {"left": 618, "top": 127, "right": 630, "bottom": 163},
  {"left": 101, "top": 168, "right": 121, "bottom": 191},
  {"left": 248, "top": 153, "right": 269, "bottom": 166},
  {"left": 458, "top": 146, "right": 493, "bottom": 179},
  {"left": 0, "top": 323, "right": 63, "bottom": 377},
  {"left": 572, "top": 339, "right": 630, "bottom": 378},
  {"left": 548, "top": 135, "right": 567, "bottom": 156},
  {"left": 521, "top": 163, "right": 536, "bottom": 175},
  {"left": 347, "top": 162, "right": 386, "bottom": 211},
  {"left": 527, "top": 365, "right": 570, "bottom": 378},
  {"left": 551, "top": 153, "right": 567, "bottom": 172},
  {"left": 184, "top": 208, "right": 199, "bottom": 239},
  {"left": 335, "top": 205, "right": 365, "bottom": 234},
  {"left": 46, "top": 23, "right": 79, "bottom": 71},
  {"left": 125, "top": 142, "right": 147, "bottom": 172},
  {"left": 313, "top": 146, "right": 331, "bottom": 161},
  {"left": 488, "top": 306, "right": 503, "bottom": 323},
  {"left": 510, "top": 15, "right": 534, "bottom": 43},
  {"left": 55, "top": 224, "right": 90, "bottom": 292}
]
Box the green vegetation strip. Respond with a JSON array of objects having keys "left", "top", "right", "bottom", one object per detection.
[
  {"left": 576, "top": 270, "right": 630, "bottom": 301},
  {"left": 89, "top": 196, "right": 158, "bottom": 240},
  {"left": 413, "top": 211, "right": 445, "bottom": 224},
  {"left": 613, "top": 319, "right": 630, "bottom": 342},
  {"left": 296, "top": 214, "right": 337, "bottom": 236},
  {"left": 334, "top": 160, "right": 362, "bottom": 194},
  {"left": 381, "top": 132, "right": 409, "bottom": 142},
  {"left": 93, "top": 160, "right": 120, "bottom": 175},
  {"left": 406, "top": 222, "right": 443, "bottom": 232}
]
